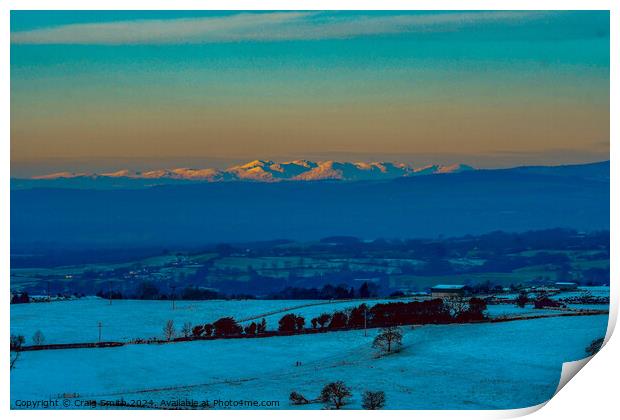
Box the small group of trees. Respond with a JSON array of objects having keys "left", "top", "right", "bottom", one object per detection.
[
  {"left": 310, "top": 313, "right": 332, "bottom": 329},
  {"left": 282, "top": 298, "right": 487, "bottom": 337},
  {"left": 517, "top": 291, "right": 571, "bottom": 309},
  {"left": 533, "top": 293, "right": 565, "bottom": 309},
  {"left": 190, "top": 317, "right": 267, "bottom": 338},
  {"left": 290, "top": 381, "right": 385, "bottom": 409},
  {"left": 307, "top": 310, "right": 350, "bottom": 331},
  {"left": 168, "top": 317, "right": 258, "bottom": 340},
  {"left": 163, "top": 320, "right": 193, "bottom": 340},
  {"left": 515, "top": 291, "right": 529, "bottom": 308},
  {"left": 212, "top": 317, "right": 243, "bottom": 336},
  {"left": 278, "top": 314, "right": 305, "bottom": 332},
  {"left": 192, "top": 323, "right": 213, "bottom": 337},
  {"left": 443, "top": 297, "right": 487, "bottom": 322},
  {"left": 369, "top": 298, "right": 486, "bottom": 327},
  {"left": 10, "top": 292, "right": 30, "bottom": 304}
]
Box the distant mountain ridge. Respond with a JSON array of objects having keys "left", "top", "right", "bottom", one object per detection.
[
  {"left": 26, "top": 159, "right": 474, "bottom": 183},
  {"left": 11, "top": 160, "right": 609, "bottom": 248}
]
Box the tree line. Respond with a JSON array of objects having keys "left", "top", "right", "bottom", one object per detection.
[
  {"left": 96, "top": 281, "right": 379, "bottom": 302},
  {"left": 186, "top": 297, "right": 487, "bottom": 340}
]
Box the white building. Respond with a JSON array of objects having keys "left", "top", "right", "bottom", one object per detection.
[{"left": 430, "top": 284, "right": 466, "bottom": 298}]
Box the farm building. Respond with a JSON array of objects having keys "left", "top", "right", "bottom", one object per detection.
[
  {"left": 555, "top": 282, "right": 578, "bottom": 291},
  {"left": 431, "top": 284, "right": 466, "bottom": 298}
]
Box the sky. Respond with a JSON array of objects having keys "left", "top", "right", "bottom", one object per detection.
[{"left": 10, "top": 11, "right": 610, "bottom": 176}]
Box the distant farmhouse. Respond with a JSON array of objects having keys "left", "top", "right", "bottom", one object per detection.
[{"left": 431, "top": 284, "right": 466, "bottom": 299}]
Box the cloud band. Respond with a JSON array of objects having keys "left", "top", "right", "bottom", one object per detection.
[{"left": 11, "top": 11, "right": 542, "bottom": 45}]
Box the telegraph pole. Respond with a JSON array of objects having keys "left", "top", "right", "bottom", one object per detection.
[
  {"left": 108, "top": 281, "right": 112, "bottom": 305},
  {"left": 170, "top": 285, "right": 177, "bottom": 310},
  {"left": 97, "top": 321, "right": 102, "bottom": 343},
  {"left": 364, "top": 307, "right": 368, "bottom": 337}
]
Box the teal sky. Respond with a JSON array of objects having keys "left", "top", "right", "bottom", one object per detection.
[{"left": 10, "top": 11, "right": 610, "bottom": 176}]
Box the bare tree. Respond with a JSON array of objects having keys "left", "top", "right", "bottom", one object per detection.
[
  {"left": 10, "top": 351, "right": 20, "bottom": 371},
  {"left": 163, "top": 320, "right": 176, "bottom": 341},
  {"left": 10, "top": 334, "right": 25, "bottom": 370},
  {"left": 362, "top": 390, "right": 386, "bottom": 410},
  {"left": 320, "top": 381, "right": 352, "bottom": 409},
  {"left": 11, "top": 334, "right": 25, "bottom": 349},
  {"left": 372, "top": 326, "right": 403, "bottom": 354},
  {"left": 181, "top": 322, "right": 192, "bottom": 338},
  {"left": 32, "top": 330, "right": 45, "bottom": 346}
]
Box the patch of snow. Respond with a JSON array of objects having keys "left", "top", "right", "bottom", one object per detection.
[
  {"left": 10, "top": 315, "right": 609, "bottom": 409},
  {"left": 29, "top": 160, "right": 476, "bottom": 183}
]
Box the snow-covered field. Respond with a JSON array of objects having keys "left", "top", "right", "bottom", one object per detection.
[
  {"left": 10, "top": 298, "right": 400, "bottom": 344},
  {"left": 10, "top": 314, "right": 609, "bottom": 409},
  {"left": 11, "top": 291, "right": 609, "bottom": 345}
]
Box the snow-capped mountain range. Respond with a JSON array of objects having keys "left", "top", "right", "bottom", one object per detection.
[{"left": 31, "top": 160, "right": 474, "bottom": 182}]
